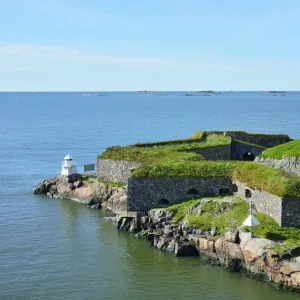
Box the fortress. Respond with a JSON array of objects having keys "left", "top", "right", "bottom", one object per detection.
[{"left": 96, "top": 130, "right": 300, "bottom": 227}]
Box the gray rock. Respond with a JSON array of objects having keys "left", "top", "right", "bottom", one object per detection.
[
  {"left": 148, "top": 209, "right": 174, "bottom": 224},
  {"left": 90, "top": 203, "right": 101, "bottom": 209},
  {"left": 74, "top": 180, "right": 83, "bottom": 188},
  {"left": 224, "top": 230, "right": 239, "bottom": 243},
  {"left": 255, "top": 156, "right": 300, "bottom": 175}
]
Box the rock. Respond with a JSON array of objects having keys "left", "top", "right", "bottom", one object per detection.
[
  {"left": 74, "top": 180, "right": 83, "bottom": 188},
  {"left": 118, "top": 217, "right": 132, "bottom": 231},
  {"left": 49, "top": 184, "right": 57, "bottom": 195},
  {"left": 216, "top": 197, "right": 240, "bottom": 205},
  {"left": 294, "top": 257, "right": 300, "bottom": 264},
  {"left": 148, "top": 209, "right": 173, "bottom": 224},
  {"left": 33, "top": 175, "right": 127, "bottom": 214},
  {"left": 156, "top": 236, "right": 168, "bottom": 250},
  {"left": 215, "top": 237, "right": 243, "bottom": 271},
  {"left": 90, "top": 203, "right": 101, "bottom": 209},
  {"left": 210, "top": 227, "right": 217, "bottom": 237},
  {"left": 175, "top": 240, "right": 199, "bottom": 257},
  {"left": 146, "top": 232, "right": 155, "bottom": 242},
  {"left": 166, "top": 239, "right": 176, "bottom": 252},
  {"left": 224, "top": 230, "right": 239, "bottom": 243},
  {"left": 239, "top": 229, "right": 276, "bottom": 263},
  {"left": 280, "top": 261, "right": 300, "bottom": 275},
  {"left": 129, "top": 220, "right": 138, "bottom": 232},
  {"left": 255, "top": 156, "right": 300, "bottom": 176}
]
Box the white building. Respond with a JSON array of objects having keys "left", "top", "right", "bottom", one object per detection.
[{"left": 61, "top": 154, "right": 77, "bottom": 176}]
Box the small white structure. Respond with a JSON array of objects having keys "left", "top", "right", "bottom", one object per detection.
[
  {"left": 61, "top": 154, "right": 77, "bottom": 176},
  {"left": 242, "top": 201, "right": 260, "bottom": 238}
]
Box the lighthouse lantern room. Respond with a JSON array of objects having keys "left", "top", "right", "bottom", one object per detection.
[{"left": 61, "top": 154, "right": 77, "bottom": 176}]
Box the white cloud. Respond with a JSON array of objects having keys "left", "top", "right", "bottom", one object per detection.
[{"left": 0, "top": 43, "right": 243, "bottom": 71}]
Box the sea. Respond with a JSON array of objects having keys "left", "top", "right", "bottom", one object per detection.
[{"left": 1, "top": 91, "right": 300, "bottom": 300}]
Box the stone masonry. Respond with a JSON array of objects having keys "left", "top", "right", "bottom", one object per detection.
[
  {"left": 97, "top": 158, "right": 142, "bottom": 185},
  {"left": 127, "top": 177, "right": 234, "bottom": 212}
]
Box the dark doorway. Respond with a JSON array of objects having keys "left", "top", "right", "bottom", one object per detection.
[
  {"left": 157, "top": 199, "right": 170, "bottom": 206},
  {"left": 243, "top": 152, "right": 255, "bottom": 161},
  {"left": 245, "top": 189, "right": 252, "bottom": 198}
]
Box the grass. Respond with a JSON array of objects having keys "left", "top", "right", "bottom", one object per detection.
[
  {"left": 165, "top": 197, "right": 300, "bottom": 254},
  {"left": 81, "top": 173, "right": 97, "bottom": 181},
  {"left": 99, "top": 134, "right": 231, "bottom": 163},
  {"left": 99, "top": 180, "right": 125, "bottom": 188},
  {"left": 132, "top": 161, "right": 235, "bottom": 178},
  {"left": 99, "top": 145, "right": 203, "bottom": 163},
  {"left": 260, "top": 140, "right": 300, "bottom": 159},
  {"left": 232, "top": 162, "right": 300, "bottom": 198},
  {"left": 188, "top": 200, "right": 249, "bottom": 233}
]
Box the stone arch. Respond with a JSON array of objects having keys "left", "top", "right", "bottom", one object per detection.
[
  {"left": 157, "top": 199, "right": 170, "bottom": 206},
  {"left": 219, "top": 187, "right": 230, "bottom": 196},
  {"left": 243, "top": 151, "right": 255, "bottom": 161},
  {"left": 187, "top": 188, "right": 199, "bottom": 195},
  {"left": 245, "top": 189, "right": 252, "bottom": 198}
]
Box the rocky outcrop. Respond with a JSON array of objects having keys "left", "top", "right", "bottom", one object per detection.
[
  {"left": 116, "top": 208, "right": 300, "bottom": 293},
  {"left": 33, "top": 176, "right": 127, "bottom": 213},
  {"left": 255, "top": 156, "right": 300, "bottom": 175}
]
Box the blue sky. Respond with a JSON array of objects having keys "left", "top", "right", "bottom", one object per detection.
[{"left": 0, "top": 0, "right": 299, "bottom": 91}]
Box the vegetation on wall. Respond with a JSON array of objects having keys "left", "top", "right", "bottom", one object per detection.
[
  {"left": 131, "top": 161, "right": 235, "bottom": 178},
  {"left": 132, "top": 161, "right": 300, "bottom": 198},
  {"left": 260, "top": 140, "right": 300, "bottom": 159},
  {"left": 232, "top": 162, "right": 300, "bottom": 198},
  {"left": 99, "top": 133, "right": 230, "bottom": 163}
]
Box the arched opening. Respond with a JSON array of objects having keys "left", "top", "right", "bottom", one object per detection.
[
  {"left": 245, "top": 189, "right": 252, "bottom": 198},
  {"left": 130, "top": 168, "right": 136, "bottom": 173},
  {"left": 232, "top": 184, "right": 238, "bottom": 193},
  {"left": 219, "top": 187, "right": 230, "bottom": 196},
  {"left": 187, "top": 188, "right": 199, "bottom": 195},
  {"left": 243, "top": 152, "right": 255, "bottom": 161},
  {"left": 157, "top": 199, "right": 170, "bottom": 206}
]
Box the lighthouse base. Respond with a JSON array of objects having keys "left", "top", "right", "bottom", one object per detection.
[{"left": 60, "top": 174, "right": 82, "bottom": 183}]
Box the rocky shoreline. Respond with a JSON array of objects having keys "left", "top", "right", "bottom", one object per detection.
[
  {"left": 33, "top": 175, "right": 127, "bottom": 213},
  {"left": 33, "top": 177, "right": 300, "bottom": 293},
  {"left": 117, "top": 208, "right": 300, "bottom": 293}
]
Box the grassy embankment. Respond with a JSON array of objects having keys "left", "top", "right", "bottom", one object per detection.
[
  {"left": 99, "top": 132, "right": 231, "bottom": 164},
  {"left": 165, "top": 197, "right": 300, "bottom": 254},
  {"left": 261, "top": 140, "right": 300, "bottom": 159}
]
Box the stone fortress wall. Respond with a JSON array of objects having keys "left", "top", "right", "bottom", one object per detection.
[
  {"left": 96, "top": 131, "right": 300, "bottom": 227},
  {"left": 224, "top": 131, "right": 291, "bottom": 148},
  {"left": 234, "top": 180, "right": 300, "bottom": 227},
  {"left": 127, "top": 177, "right": 234, "bottom": 212},
  {"left": 230, "top": 141, "right": 265, "bottom": 160},
  {"left": 97, "top": 158, "right": 142, "bottom": 185}
]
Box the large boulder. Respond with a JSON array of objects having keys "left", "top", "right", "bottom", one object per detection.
[
  {"left": 148, "top": 209, "right": 174, "bottom": 224},
  {"left": 215, "top": 237, "right": 243, "bottom": 271}
]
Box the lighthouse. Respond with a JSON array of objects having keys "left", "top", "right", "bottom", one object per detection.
[{"left": 61, "top": 154, "right": 77, "bottom": 176}]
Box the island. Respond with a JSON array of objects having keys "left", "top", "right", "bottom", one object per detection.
[{"left": 33, "top": 130, "right": 300, "bottom": 293}]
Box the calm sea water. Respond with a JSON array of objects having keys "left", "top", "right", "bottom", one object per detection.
[{"left": 1, "top": 91, "right": 300, "bottom": 300}]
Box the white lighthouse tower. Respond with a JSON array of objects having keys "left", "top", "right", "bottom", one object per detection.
[{"left": 61, "top": 154, "right": 77, "bottom": 176}]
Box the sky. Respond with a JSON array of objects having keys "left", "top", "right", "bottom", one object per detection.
[{"left": 0, "top": 0, "right": 300, "bottom": 91}]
